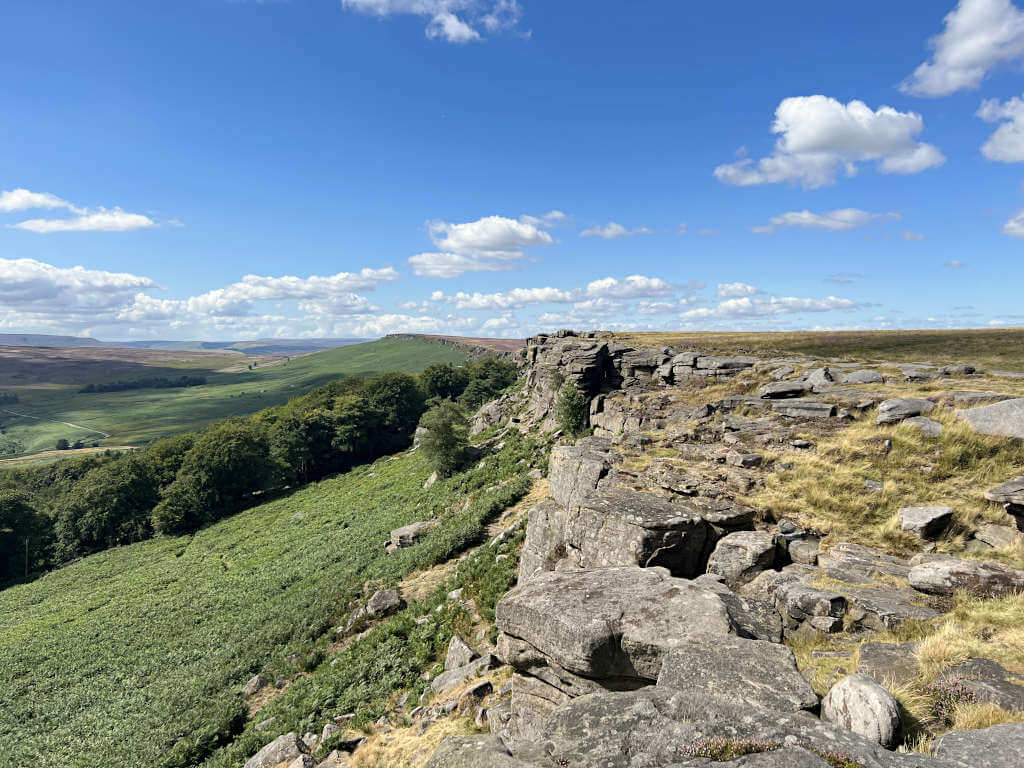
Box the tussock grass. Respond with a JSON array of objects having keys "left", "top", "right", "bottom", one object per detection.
[
  {"left": 348, "top": 716, "right": 478, "bottom": 768},
  {"left": 747, "top": 409, "right": 1024, "bottom": 564},
  {"left": 916, "top": 592, "right": 1024, "bottom": 680}
]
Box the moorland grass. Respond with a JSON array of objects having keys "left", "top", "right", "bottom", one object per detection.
[{"left": 0, "top": 432, "right": 542, "bottom": 768}]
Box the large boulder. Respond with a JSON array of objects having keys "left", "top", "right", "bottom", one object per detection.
[
  {"left": 496, "top": 567, "right": 732, "bottom": 682},
  {"left": 365, "top": 588, "right": 404, "bottom": 617},
  {"left": 445, "top": 635, "right": 479, "bottom": 671},
  {"left": 656, "top": 636, "right": 817, "bottom": 712},
  {"left": 805, "top": 366, "right": 836, "bottom": 392},
  {"left": 877, "top": 398, "right": 935, "bottom": 425},
  {"left": 934, "top": 722, "right": 1024, "bottom": 768},
  {"left": 822, "top": 674, "right": 902, "bottom": 748},
  {"left": 758, "top": 381, "right": 809, "bottom": 399},
  {"left": 956, "top": 399, "right": 1024, "bottom": 440},
  {"left": 898, "top": 506, "right": 953, "bottom": 540},
  {"left": 908, "top": 554, "right": 1024, "bottom": 597},
  {"left": 547, "top": 438, "right": 618, "bottom": 510},
  {"left": 706, "top": 531, "right": 777, "bottom": 587},
  {"left": 390, "top": 520, "right": 438, "bottom": 548},
  {"left": 243, "top": 733, "right": 308, "bottom": 768}
]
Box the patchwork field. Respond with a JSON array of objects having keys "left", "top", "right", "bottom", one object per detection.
[{"left": 0, "top": 337, "right": 471, "bottom": 459}]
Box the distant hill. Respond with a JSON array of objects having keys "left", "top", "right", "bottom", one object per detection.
[{"left": 0, "top": 333, "right": 368, "bottom": 356}]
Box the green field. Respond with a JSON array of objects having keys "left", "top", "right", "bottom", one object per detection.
[
  {"left": 0, "top": 337, "right": 469, "bottom": 458},
  {"left": 0, "top": 436, "right": 538, "bottom": 768}
]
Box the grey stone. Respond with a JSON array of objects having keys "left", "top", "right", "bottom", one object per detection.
[
  {"left": 788, "top": 537, "right": 820, "bottom": 565},
  {"left": 902, "top": 416, "right": 944, "bottom": 437},
  {"left": 843, "top": 369, "right": 885, "bottom": 384},
  {"left": 726, "top": 451, "right": 764, "bottom": 468},
  {"left": 696, "top": 355, "right": 758, "bottom": 371},
  {"left": 877, "top": 398, "right": 934, "bottom": 425},
  {"left": 822, "top": 674, "right": 901, "bottom": 748},
  {"left": 287, "top": 757, "right": 317, "bottom": 768},
  {"left": 771, "top": 365, "right": 796, "bottom": 380},
  {"left": 857, "top": 642, "right": 921, "bottom": 687},
  {"left": 952, "top": 391, "right": 1014, "bottom": 406},
  {"left": 985, "top": 476, "right": 1024, "bottom": 506},
  {"left": 774, "top": 580, "right": 846, "bottom": 633},
  {"left": 934, "top": 722, "right": 1024, "bottom": 768},
  {"left": 975, "top": 523, "right": 1022, "bottom": 549},
  {"left": 390, "top": 520, "right": 437, "bottom": 548},
  {"left": 242, "top": 674, "right": 268, "bottom": 696},
  {"left": 706, "top": 531, "right": 777, "bottom": 587},
  {"left": 899, "top": 505, "right": 954, "bottom": 540},
  {"left": 365, "top": 588, "right": 404, "bottom": 618},
  {"left": 656, "top": 636, "right": 818, "bottom": 712},
  {"left": 244, "top": 733, "right": 308, "bottom": 768},
  {"left": 320, "top": 722, "right": 341, "bottom": 743},
  {"left": 446, "top": 635, "right": 479, "bottom": 671},
  {"left": 805, "top": 366, "right": 836, "bottom": 392},
  {"left": 431, "top": 654, "right": 498, "bottom": 695},
  {"left": 758, "top": 380, "right": 809, "bottom": 399},
  {"left": 548, "top": 441, "right": 616, "bottom": 510},
  {"left": 956, "top": 398, "right": 1024, "bottom": 440},
  {"left": 496, "top": 567, "right": 733, "bottom": 682},
  {"left": 424, "top": 735, "right": 535, "bottom": 768},
  {"left": 939, "top": 364, "right": 976, "bottom": 376},
  {"left": 908, "top": 554, "right": 1024, "bottom": 597},
  {"left": 939, "top": 658, "right": 1024, "bottom": 712},
  {"left": 772, "top": 400, "right": 837, "bottom": 419}
]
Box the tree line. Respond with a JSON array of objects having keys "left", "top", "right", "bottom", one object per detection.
[
  {"left": 79, "top": 375, "right": 208, "bottom": 394},
  {"left": 0, "top": 357, "right": 517, "bottom": 584}
]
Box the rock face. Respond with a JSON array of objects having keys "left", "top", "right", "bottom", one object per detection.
[
  {"left": 908, "top": 554, "right": 1024, "bottom": 596},
  {"left": 822, "top": 674, "right": 901, "bottom": 748},
  {"left": 758, "top": 380, "right": 809, "bottom": 399},
  {"left": 244, "top": 733, "right": 307, "bottom": 768},
  {"left": 877, "top": 398, "right": 935, "bottom": 425},
  {"left": 424, "top": 735, "right": 531, "bottom": 768},
  {"left": 956, "top": 398, "right": 1024, "bottom": 440},
  {"left": 706, "top": 531, "right": 777, "bottom": 587},
  {"left": 985, "top": 476, "right": 1024, "bottom": 518},
  {"left": 547, "top": 439, "right": 617, "bottom": 510},
  {"left": 899, "top": 505, "right": 954, "bottom": 540},
  {"left": 934, "top": 722, "right": 1024, "bottom": 768}
]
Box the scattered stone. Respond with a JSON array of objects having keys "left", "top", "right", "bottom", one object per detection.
[
  {"left": 423, "top": 471, "right": 438, "bottom": 489},
  {"left": 985, "top": 475, "right": 1024, "bottom": 517},
  {"left": 903, "top": 416, "right": 944, "bottom": 437},
  {"left": 460, "top": 680, "right": 494, "bottom": 708},
  {"left": 822, "top": 674, "right": 901, "bottom": 748},
  {"left": 706, "top": 531, "right": 777, "bottom": 587},
  {"left": 876, "top": 398, "right": 935, "bottom": 425},
  {"left": 423, "top": 735, "right": 531, "bottom": 768},
  {"left": 656, "top": 636, "right": 818, "bottom": 712},
  {"left": 243, "top": 733, "right": 307, "bottom": 768},
  {"left": 726, "top": 450, "right": 764, "bottom": 468},
  {"left": 939, "top": 364, "right": 976, "bottom": 376},
  {"left": 445, "top": 635, "right": 479, "bottom": 671},
  {"left": 365, "top": 589, "right": 404, "bottom": 618},
  {"left": 430, "top": 654, "right": 498, "bottom": 695},
  {"left": 390, "top": 521, "right": 437, "bottom": 548},
  {"left": 287, "top": 757, "right": 317, "bottom": 768},
  {"left": 772, "top": 400, "right": 837, "bottom": 419},
  {"left": 320, "top": 722, "right": 341, "bottom": 743},
  {"left": 242, "top": 675, "right": 268, "bottom": 696},
  {"left": 843, "top": 369, "right": 884, "bottom": 384},
  {"left": 770, "top": 365, "right": 796, "bottom": 380},
  {"left": 899, "top": 505, "right": 954, "bottom": 540},
  {"left": 956, "top": 398, "right": 1024, "bottom": 440},
  {"left": 934, "top": 722, "right": 1024, "bottom": 768},
  {"left": 788, "top": 537, "right": 820, "bottom": 565},
  {"left": 805, "top": 366, "right": 836, "bottom": 392},
  {"left": 863, "top": 480, "right": 884, "bottom": 493},
  {"left": 908, "top": 554, "right": 1024, "bottom": 596},
  {"left": 758, "top": 380, "right": 809, "bottom": 399},
  {"left": 974, "top": 523, "right": 1022, "bottom": 549},
  {"left": 952, "top": 391, "right": 1014, "bottom": 406}
]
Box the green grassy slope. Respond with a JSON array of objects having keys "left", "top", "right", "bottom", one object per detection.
[
  {"left": 0, "top": 438, "right": 537, "bottom": 768},
  {"left": 0, "top": 337, "right": 469, "bottom": 457}
]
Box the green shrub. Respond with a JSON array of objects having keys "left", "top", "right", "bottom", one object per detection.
[
  {"left": 418, "top": 401, "right": 469, "bottom": 478},
  {"left": 555, "top": 384, "right": 588, "bottom": 437}
]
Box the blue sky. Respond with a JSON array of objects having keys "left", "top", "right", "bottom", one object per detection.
[{"left": 1, "top": 0, "right": 1023, "bottom": 340}]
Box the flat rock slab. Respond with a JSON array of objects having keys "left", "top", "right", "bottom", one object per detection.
[
  {"left": 843, "top": 369, "right": 884, "bottom": 384},
  {"left": 985, "top": 476, "right": 1024, "bottom": 506},
  {"left": 899, "top": 505, "right": 954, "bottom": 540},
  {"left": 934, "top": 722, "right": 1024, "bottom": 768},
  {"left": 771, "top": 400, "right": 837, "bottom": 419},
  {"left": 424, "top": 735, "right": 534, "bottom": 768},
  {"left": 495, "top": 566, "right": 732, "bottom": 681},
  {"left": 877, "top": 398, "right": 934, "bottom": 425},
  {"left": 902, "top": 416, "right": 944, "bottom": 437},
  {"left": 956, "top": 398, "right": 1024, "bottom": 440},
  {"left": 656, "top": 636, "right": 818, "bottom": 712},
  {"left": 952, "top": 391, "right": 1014, "bottom": 406},
  {"left": 857, "top": 642, "right": 920, "bottom": 687},
  {"left": 908, "top": 554, "right": 1024, "bottom": 597},
  {"left": 758, "top": 380, "right": 809, "bottom": 399}
]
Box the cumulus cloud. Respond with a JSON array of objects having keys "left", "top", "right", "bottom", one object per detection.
[
  {"left": 977, "top": 95, "right": 1024, "bottom": 162},
  {"left": 1003, "top": 210, "right": 1024, "bottom": 236},
  {"left": 714, "top": 96, "right": 945, "bottom": 188},
  {"left": 1, "top": 188, "right": 163, "bottom": 233},
  {"left": 717, "top": 282, "right": 762, "bottom": 298},
  {"left": 901, "top": 0, "right": 1024, "bottom": 97},
  {"left": 750, "top": 208, "right": 898, "bottom": 234},
  {"left": 682, "top": 294, "right": 866, "bottom": 320},
  {"left": 0, "top": 258, "right": 157, "bottom": 317},
  {"left": 436, "top": 286, "right": 575, "bottom": 310},
  {"left": 340, "top": 0, "right": 523, "bottom": 44},
  {"left": 579, "top": 222, "right": 654, "bottom": 239},
  {"left": 410, "top": 212, "right": 560, "bottom": 277},
  {"left": 585, "top": 275, "right": 693, "bottom": 299}
]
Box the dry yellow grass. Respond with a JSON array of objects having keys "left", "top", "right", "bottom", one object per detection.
[
  {"left": 348, "top": 716, "right": 478, "bottom": 768},
  {"left": 916, "top": 592, "right": 1024, "bottom": 680}
]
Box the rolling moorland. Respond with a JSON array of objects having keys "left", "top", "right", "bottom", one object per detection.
[
  {"left": 0, "top": 337, "right": 477, "bottom": 461},
  {"left": 2, "top": 327, "right": 1024, "bottom": 768}
]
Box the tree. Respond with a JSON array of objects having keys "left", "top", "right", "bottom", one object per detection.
[
  {"left": 555, "top": 384, "right": 588, "bottom": 437},
  {"left": 151, "top": 421, "right": 274, "bottom": 535},
  {"left": 0, "top": 490, "right": 51, "bottom": 581},
  {"left": 418, "top": 401, "right": 469, "bottom": 477},
  {"left": 269, "top": 407, "right": 339, "bottom": 483},
  {"left": 54, "top": 454, "right": 159, "bottom": 558},
  {"left": 362, "top": 372, "right": 427, "bottom": 453},
  {"left": 145, "top": 433, "right": 196, "bottom": 489},
  {"left": 420, "top": 363, "right": 470, "bottom": 402},
  {"left": 55, "top": 439, "right": 70, "bottom": 451}
]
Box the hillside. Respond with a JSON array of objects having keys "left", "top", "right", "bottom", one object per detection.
[{"left": 0, "top": 337, "right": 470, "bottom": 460}]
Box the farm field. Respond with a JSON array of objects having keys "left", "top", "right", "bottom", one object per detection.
[
  {"left": 0, "top": 438, "right": 538, "bottom": 768},
  {"left": 614, "top": 327, "right": 1024, "bottom": 373},
  {"left": 0, "top": 337, "right": 470, "bottom": 459}
]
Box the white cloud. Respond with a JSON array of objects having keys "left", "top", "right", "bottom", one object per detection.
[
  {"left": 714, "top": 96, "right": 945, "bottom": 188},
  {"left": 411, "top": 212, "right": 559, "bottom": 277},
  {"left": 13, "top": 208, "right": 157, "bottom": 233},
  {"left": 0, "top": 258, "right": 157, "bottom": 317},
  {"left": 682, "top": 294, "right": 866, "bottom": 320},
  {"left": 751, "top": 208, "right": 898, "bottom": 234},
  {"left": 978, "top": 94, "right": 1024, "bottom": 162},
  {"left": 901, "top": 0, "right": 1024, "bottom": 97},
  {"left": 1003, "top": 210, "right": 1024, "bottom": 236},
  {"left": 340, "top": 0, "right": 523, "bottom": 44},
  {"left": 579, "top": 222, "right": 654, "bottom": 239},
  {"left": 902, "top": 230, "right": 926, "bottom": 241},
  {"left": 717, "top": 282, "right": 762, "bottom": 298},
  {"left": 676, "top": 223, "right": 688, "bottom": 235},
  {"left": 585, "top": 275, "right": 689, "bottom": 299},
  {"left": 409, "top": 251, "right": 515, "bottom": 278},
  {"left": 0, "top": 188, "right": 78, "bottom": 213},
  {"left": 437, "top": 286, "right": 575, "bottom": 310}
]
